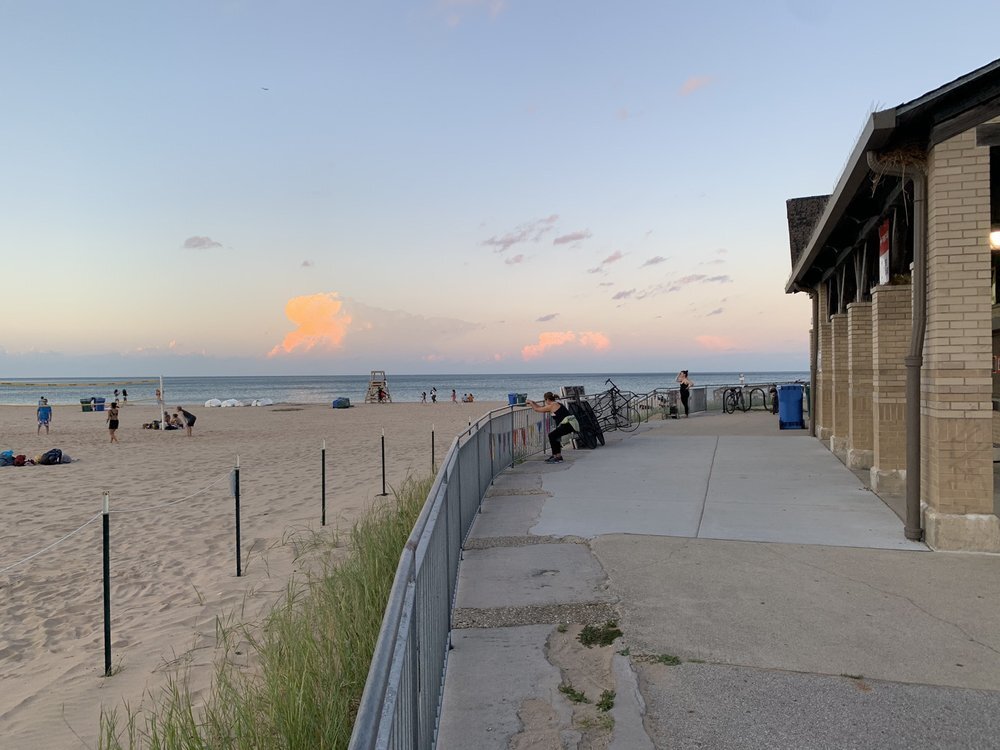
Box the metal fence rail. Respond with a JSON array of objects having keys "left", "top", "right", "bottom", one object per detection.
[{"left": 349, "top": 404, "right": 549, "bottom": 750}]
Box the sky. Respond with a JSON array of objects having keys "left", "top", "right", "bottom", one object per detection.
[{"left": 2, "top": 1, "right": 998, "bottom": 377}]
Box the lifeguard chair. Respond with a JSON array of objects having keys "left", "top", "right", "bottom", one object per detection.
[{"left": 365, "top": 370, "right": 392, "bottom": 403}]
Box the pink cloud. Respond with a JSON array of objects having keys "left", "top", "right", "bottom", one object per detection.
[
  {"left": 505, "top": 254, "right": 526, "bottom": 265},
  {"left": 268, "top": 293, "right": 352, "bottom": 357},
  {"left": 694, "top": 334, "right": 735, "bottom": 352},
  {"left": 521, "top": 330, "right": 610, "bottom": 360},
  {"left": 602, "top": 250, "right": 624, "bottom": 265},
  {"left": 553, "top": 230, "right": 592, "bottom": 245},
  {"left": 680, "top": 75, "right": 714, "bottom": 96}
]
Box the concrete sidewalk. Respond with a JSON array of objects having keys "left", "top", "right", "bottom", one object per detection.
[{"left": 437, "top": 412, "right": 1000, "bottom": 749}]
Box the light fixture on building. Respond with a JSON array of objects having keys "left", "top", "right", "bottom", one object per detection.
[{"left": 991, "top": 228, "right": 1000, "bottom": 250}]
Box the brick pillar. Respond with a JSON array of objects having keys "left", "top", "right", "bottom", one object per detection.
[
  {"left": 816, "top": 285, "right": 833, "bottom": 442},
  {"left": 871, "top": 285, "right": 911, "bottom": 494},
  {"left": 830, "top": 313, "right": 849, "bottom": 460},
  {"left": 847, "top": 302, "right": 873, "bottom": 469},
  {"left": 922, "top": 127, "right": 998, "bottom": 551}
]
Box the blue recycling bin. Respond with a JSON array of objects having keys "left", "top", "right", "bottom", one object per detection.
[
  {"left": 508, "top": 393, "right": 518, "bottom": 405},
  {"left": 777, "top": 384, "right": 804, "bottom": 430}
]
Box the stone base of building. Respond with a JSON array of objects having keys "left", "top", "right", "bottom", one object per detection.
[
  {"left": 923, "top": 508, "right": 1000, "bottom": 552},
  {"left": 870, "top": 467, "right": 906, "bottom": 495},
  {"left": 830, "top": 435, "right": 848, "bottom": 462},
  {"left": 818, "top": 426, "right": 833, "bottom": 442},
  {"left": 847, "top": 448, "right": 873, "bottom": 470}
]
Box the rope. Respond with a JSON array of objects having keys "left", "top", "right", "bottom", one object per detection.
[
  {"left": 0, "top": 513, "right": 102, "bottom": 575},
  {"left": 109, "top": 472, "right": 232, "bottom": 514}
]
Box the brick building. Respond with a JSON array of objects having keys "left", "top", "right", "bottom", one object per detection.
[{"left": 786, "top": 58, "right": 1000, "bottom": 552}]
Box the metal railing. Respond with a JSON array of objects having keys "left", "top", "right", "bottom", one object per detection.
[{"left": 349, "top": 404, "right": 549, "bottom": 750}]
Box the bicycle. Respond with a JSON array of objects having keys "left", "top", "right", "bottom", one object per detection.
[
  {"left": 722, "top": 386, "right": 748, "bottom": 414},
  {"left": 596, "top": 379, "right": 640, "bottom": 432}
]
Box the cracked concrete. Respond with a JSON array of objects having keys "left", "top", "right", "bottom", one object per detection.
[{"left": 437, "top": 412, "right": 1000, "bottom": 749}]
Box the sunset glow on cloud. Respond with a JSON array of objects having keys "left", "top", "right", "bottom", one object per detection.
[
  {"left": 268, "top": 293, "right": 353, "bottom": 357},
  {"left": 521, "top": 330, "right": 610, "bottom": 360},
  {"left": 694, "top": 334, "right": 736, "bottom": 352}
]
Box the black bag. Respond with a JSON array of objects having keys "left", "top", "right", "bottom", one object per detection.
[{"left": 38, "top": 448, "right": 63, "bottom": 465}]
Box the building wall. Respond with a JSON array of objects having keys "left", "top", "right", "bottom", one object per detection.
[
  {"left": 923, "top": 125, "right": 999, "bottom": 550},
  {"left": 830, "top": 313, "right": 849, "bottom": 458},
  {"left": 816, "top": 284, "right": 833, "bottom": 441},
  {"left": 871, "top": 285, "right": 911, "bottom": 493},
  {"left": 847, "top": 302, "right": 874, "bottom": 468}
]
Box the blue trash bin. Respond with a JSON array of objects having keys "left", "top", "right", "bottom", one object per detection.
[
  {"left": 777, "top": 385, "right": 804, "bottom": 430},
  {"left": 508, "top": 393, "right": 518, "bottom": 405},
  {"left": 94, "top": 397, "right": 106, "bottom": 412}
]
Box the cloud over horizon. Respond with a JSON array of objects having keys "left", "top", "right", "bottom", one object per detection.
[
  {"left": 268, "top": 292, "right": 352, "bottom": 357},
  {"left": 482, "top": 215, "right": 559, "bottom": 253},
  {"left": 553, "top": 229, "right": 592, "bottom": 245},
  {"left": 183, "top": 236, "right": 223, "bottom": 250},
  {"left": 521, "top": 330, "right": 610, "bottom": 360},
  {"left": 679, "top": 75, "right": 714, "bottom": 96}
]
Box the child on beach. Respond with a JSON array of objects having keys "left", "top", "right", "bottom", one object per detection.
[{"left": 36, "top": 397, "right": 52, "bottom": 435}]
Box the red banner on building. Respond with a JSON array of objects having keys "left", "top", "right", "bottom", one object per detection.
[{"left": 878, "top": 218, "right": 891, "bottom": 285}]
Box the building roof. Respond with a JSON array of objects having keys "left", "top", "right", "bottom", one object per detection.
[
  {"left": 786, "top": 196, "right": 829, "bottom": 268},
  {"left": 785, "top": 57, "right": 1000, "bottom": 293}
]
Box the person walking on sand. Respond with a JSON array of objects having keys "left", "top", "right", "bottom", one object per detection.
[
  {"left": 107, "top": 402, "right": 120, "bottom": 443},
  {"left": 451, "top": 389, "right": 457, "bottom": 403},
  {"left": 527, "top": 392, "right": 574, "bottom": 463},
  {"left": 37, "top": 397, "right": 52, "bottom": 435},
  {"left": 431, "top": 387, "right": 437, "bottom": 403},
  {"left": 122, "top": 388, "right": 127, "bottom": 403},
  {"left": 421, "top": 391, "right": 427, "bottom": 403},
  {"left": 175, "top": 406, "right": 197, "bottom": 437},
  {"left": 676, "top": 370, "right": 693, "bottom": 417}
]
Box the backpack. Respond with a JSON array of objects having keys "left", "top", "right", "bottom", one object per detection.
[
  {"left": 38, "top": 449, "right": 62, "bottom": 466},
  {"left": 13, "top": 455, "right": 26, "bottom": 467}
]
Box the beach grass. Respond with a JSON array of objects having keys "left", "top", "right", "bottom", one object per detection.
[{"left": 98, "top": 474, "right": 433, "bottom": 750}]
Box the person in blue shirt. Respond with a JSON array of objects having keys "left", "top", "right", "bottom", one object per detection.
[{"left": 37, "top": 397, "right": 52, "bottom": 435}]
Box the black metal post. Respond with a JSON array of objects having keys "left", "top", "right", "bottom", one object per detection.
[
  {"left": 102, "top": 491, "right": 111, "bottom": 676},
  {"left": 379, "top": 430, "right": 388, "bottom": 496},
  {"left": 431, "top": 425, "right": 436, "bottom": 475},
  {"left": 234, "top": 457, "right": 242, "bottom": 577},
  {"left": 321, "top": 440, "right": 327, "bottom": 526}
]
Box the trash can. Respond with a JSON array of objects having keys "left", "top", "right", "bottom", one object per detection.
[
  {"left": 80, "top": 398, "right": 93, "bottom": 412},
  {"left": 516, "top": 393, "right": 527, "bottom": 405},
  {"left": 777, "top": 384, "right": 805, "bottom": 430},
  {"left": 94, "top": 397, "right": 106, "bottom": 412},
  {"left": 508, "top": 393, "right": 518, "bottom": 405},
  {"left": 331, "top": 397, "right": 351, "bottom": 409}
]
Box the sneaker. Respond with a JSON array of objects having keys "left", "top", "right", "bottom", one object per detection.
[{"left": 544, "top": 455, "right": 564, "bottom": 463}]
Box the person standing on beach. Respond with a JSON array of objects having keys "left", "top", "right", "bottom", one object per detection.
[
  {"left": 122, "top": 388, "right": 127, "bottom": 403},
  {"left": 421, "top": 391, "right": 427, "bottom": 403},
  {"left": 37, "top": 397, "right": 52, "bottom": 435},
  {"left": 527, "top": 392, "right": 573, "bottom": 463},
  {"left": 431, "top": 387, "right": 437, "bottom": 403},
  {"left": 451, "top": 389, "right": 457, "bottom": 403},
  {"left": 107, "top": 402, "right": 120, "bottom": 443},
  {"left": 114, "top": 388, "right": 119, "bottom": 402},
  {"left": 676, "top": 370, "right": 693, "bottom": 417},
  {"left": 175, "top": 406, "right": 197, "bottom": 437}
]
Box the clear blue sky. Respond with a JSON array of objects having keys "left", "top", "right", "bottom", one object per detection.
[{"left": 2, "top": 1, "right": 997, "bottom": 376}]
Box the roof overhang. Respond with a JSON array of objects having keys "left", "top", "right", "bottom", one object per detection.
[{"left": 785, "top": 57, "right": 1000, "bottom": 294}]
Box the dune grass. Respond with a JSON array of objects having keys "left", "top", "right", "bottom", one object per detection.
[{"left": 99, "top": 475, "right": 433, "bottom": 750}]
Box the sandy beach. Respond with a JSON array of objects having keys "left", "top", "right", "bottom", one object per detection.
[{"left": 0, "top": 399, "right": 500, "bottom": 749}]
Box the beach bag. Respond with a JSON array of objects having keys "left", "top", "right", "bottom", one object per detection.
[
  {"left": 0, "top": 452, "right": 13, "bottom": 467},
  {"left": 38, "top": 449, "right": 62, "bottom": 466},
  {"left": 61, "top": 453, "right": 72, "bottom": 464},
  {"left": 13, "top": 455, "right": 26, "bottom": 466}
]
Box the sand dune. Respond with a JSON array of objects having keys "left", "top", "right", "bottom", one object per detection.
[{"left": 0, "top": 400, "right": 498, "bottom": 748}]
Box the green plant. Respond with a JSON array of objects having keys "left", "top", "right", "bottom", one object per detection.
[
  {"left": 556, "top": 622, "right": 568, "bottom": 633},
  {"left": 841, "top": 673, "right": 864, "bottom": 680},
  {"left": 558, "top": 683, "right": 590, "bottom": 704},
  {"left": 655, "top": 653, "right": 681, "bottom": 666},
  {"left": 616, "top": 646, "right": 630, "bottom": 656},
  {"left": 578, "top": 620, "right": 622, "bottom": 648},
  {"left": 99, "top": 476, "right": 433, "bottom": 750},
  {"left": 596, "top": 690, "right": 615, "bottom": 712}
]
